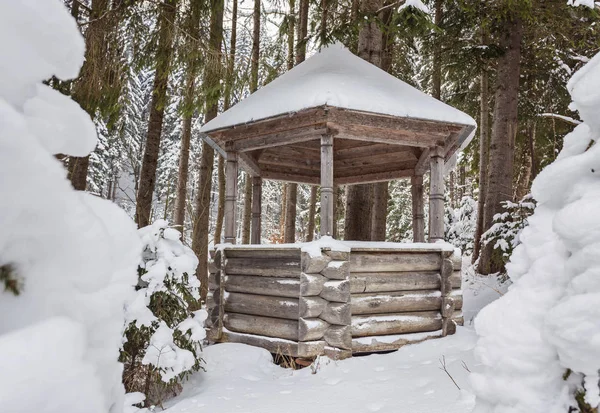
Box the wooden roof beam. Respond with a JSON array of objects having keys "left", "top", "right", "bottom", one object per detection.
[
  {"left": 335, "top": 169, "right": 415, "bottom": 185},
  {"left": 230, "top": 125, "right": 329, "bottom": 152},
  {"left": 261, "top": 171, "right": 320, "bottom": 185},
  {"left": 414, "top": 148, "right": 431, "bottom": 175}
]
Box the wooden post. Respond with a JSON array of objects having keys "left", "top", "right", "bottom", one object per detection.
[
  {"left": 251, "top": 176, "right": 262, "bottom": 244},
  {"left": 224, "top": 151, "right": 239, "bottom": 244},
  {"left": 320, "top": 134, "right": 334, "bottom": 237},
  {"left": 411, "top": 175, "right": 425, "bottom": 242},
  {"left": 429, "top": 146, "right": 444, "bottom": 242}
]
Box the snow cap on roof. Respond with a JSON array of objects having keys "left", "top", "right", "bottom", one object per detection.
[{"left": 200, "top": 43, "right": 476, "bottom": 133}]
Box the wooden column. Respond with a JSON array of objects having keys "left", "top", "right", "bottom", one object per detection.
[
  {"left": 411, "top": 175, "right": 425, "bottom": 242},
  {"left": 320, "top": 134, "right": 334, "bottom": 237},
  {"left": 428, "top": 146, "right": 445, "bottom": 242},
  {"left": 251, "top": 176, "right": 262, "bottom": 244},
  {"left": 224, "top": 151, "right": 239, "bottom": 244}
]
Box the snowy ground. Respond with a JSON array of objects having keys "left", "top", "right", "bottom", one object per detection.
[{"left": 161, "top": 259, "right": 506, "bottom": 413}]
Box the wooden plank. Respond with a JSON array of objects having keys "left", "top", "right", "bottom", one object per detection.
[
  {"left": 224, "top": 275, "right": 300, "bottom": 298},
  {"left": 334, "top": 145, "right": 416, "bottom": 165},
  {"left": 262, "top": 145, "right": 321, "bottom": 161},
  {"left": 414, "top": 148, "right": 430, "bottom": 175},
  {"left": 321, "top": 134, "right": 334, "bottom": 236},
  {"left": 238, "top": 152, "right": 261, "bottom": 177},
  {"left": 334, "top": 160, "right": 416, "bottom": 179},
  {"left": 333, "top": 126, "right": 440, "bottom": 148},
  {"left": 411, "top": 175, "right": 425, "bottom": 242},
  {"left": 224, "top": 292, "right": 299, "bottom": 320},
  {"left": 224, "top": 313, "right": 299, "bottom": 341},
  {"left": 251, "top": 177, "right": 262, "bottom": 244},
  {"left": 260, "top": 171, "right": 320, "bottom": 185},
  {"left": 258, "top": 153, "right": 321, "bottom": 171},
  {"left": 223, "top": 248, "right": 300, "bottom": 259},
  {"left": 220, "top": 330, "right": 301, "bottom": 357},
  {"left": 224, "top": 257, "right": 301, "bottom": 277},
  {"left": 224, "top": 151, "right": 239, "bottom": 244},
  {"left": 351, "top": 330, "right": 442, "bottom": 353},
  {"left": 429, "top": 146, "right": 444, "bottom": 242},
  {"left": 233, "top": 125, "right": 328, "bottom": 152},
  {"left": 350, "top": 271, "right": 441, "bottom": 294},
  {"left": 349, "top": 252, "right": 441, "bottom": 272},
  {"left": 351, "top": 311, "right": 442, "bottom": 337},
  {"left": 351, "top": 290, "right": 444, "bottom": 315},
  {"left": 335, "top": 169, "right": 415, "bottom": 185},
  {"left": 334, "top": 142, "right": 411, "bottom": 160}
]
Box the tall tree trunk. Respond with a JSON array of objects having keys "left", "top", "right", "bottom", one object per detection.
[
  {"left": 288, "top": 0, "right": 295, "bottom": 68},
  {"left": 431, "top": 0, "right": 443, "bottom": 100},
  {"left": 345, "top": 0, "right": 382, "bottom": 241},
  {"left": 283, "top": 0, "right": 308, "bottom": 243},
  {"left": 135, "top": 0, "right": 179, "bottom": 228},
  {"left": 191, "top": 0, "right": 225, "bottom": 301},
  {"left": 174, "top": 0, "right": 203, "bottom": 234},
  {"left": 306, "top": 186, "right": 318, "bottom": 241},
  {"left": 215, "top": 0, "right": 238, "bottom": 244},
  {"left": 529, "top": 122, "right": 537, "bottom": 180},
  {"left": 280, "top": 184, "right": 288, "bottom": 240},
  {"left": 68, "top": 0, "right": 111, "bottom": 190},
  {"left": 242, "top": 0, "right": 260, "bottom": 244},
  {"left": 472, "top": 31, "right": 490, "bottom": 264},
  {"left": 478, "top": 15, "right": 523, "bottom": 275}
]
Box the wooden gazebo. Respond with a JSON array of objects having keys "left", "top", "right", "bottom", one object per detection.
[
  {"left": 200, "top": 44, "right": 476, "bottom": 244},
  {"left": 202, "top": 44, "right": 476, "bottom": 358}
]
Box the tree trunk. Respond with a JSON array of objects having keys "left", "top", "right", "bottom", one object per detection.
[
  {"left": 174, "top": 0, "right": 203, "bottom": 234},
  {"left": 288, "top": 0, "right": 295, "bottom": 68},
  {"left": 135, "top": 0, "right": 178, "bottom": 228},
  {"left": 191, "top": 0, "right": 225, "bottom": 301},
  {"left": 344, "top": 0, "right": 382, "bottom": 241},
  {"left": 284, "top": 184, "right": 298, "bottom": 243},
  {"left": 371, "top": 183, "right": 388, "bottom": 241},
  {"left": 215, "top": 0, "right": 238, "bottom": 244},
  {"left": 242, "top": 0, "right": 260, "bottom": 244},
  {"left": 280, "top": 184, "right": 288, "bottom": 241},
  {"left": 306, "top": 186, "right": 318, "bottom": 241},
  {"left": 478, "top": 15, "right": 523, "bottom": 275},
  {"left": 431, "top": 0, "right": 443, "bottom": 100},
  {"left": 472, "top": 31, "right": 490, "bottom": 264}
]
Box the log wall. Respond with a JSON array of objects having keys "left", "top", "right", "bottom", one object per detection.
[{"left": 207, "top": 243, "right": 463, "bottom": 358}]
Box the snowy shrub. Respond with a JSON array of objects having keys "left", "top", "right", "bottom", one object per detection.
[
  {"left": 479, "top": 195, "right": 535, "bottom": 264},
  {"left": 0, "top": 1, "right": 141, "bottom": 413},
  {"left": 445, "top": 195, "right": 477, "bottom": 255},
  {"left": 471, "top": 51, "right": 600, "bottom": 412},
  {"left": 121, "top": 220, "right": 206, "bottom": 407}
]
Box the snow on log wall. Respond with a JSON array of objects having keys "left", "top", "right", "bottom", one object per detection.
[{"left": 206, "top": 242, "right": 462, "bottom": 358}]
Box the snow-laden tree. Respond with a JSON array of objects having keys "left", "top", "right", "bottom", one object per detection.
[
  {"left": 446, "top": 195, "right": 477, "bottom": 255},
  {"left": 471, "top": 50, "right": 600, "bottom": 412}
]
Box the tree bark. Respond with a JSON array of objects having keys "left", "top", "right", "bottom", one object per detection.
[
  {"left": 191, "top": 0, "right": 225, "bottom": 301},
  {"left": 215, "top": 0, "right": 238, "bottom": 244},
  {"left": 431, "top": 0, "right": 443, "bottom": 100},
  {"left": 478, "top": 15, "right": 523, "bottom": 275},
  {"left": 344, "top": 0, "right": 382, "bottom": 241},
  {"left": 371, "top": 183, "right": 388, "bottom": 241},
  {"left": 306, "top": 186, "right": 318, "bottom": 241},
  {"left": 135, "top": 0, "right": 178, "bottom": 228},
  {"left": 472, "top": 31, "right": 490, "bottom": 264},
  {"left": 242, "top": 0, "right": 260, "bottom": 244},
  {"left": 284, "top": 184, "right": 298, "bottom": 243},
  {"left": 174, "top": 0, "right": 203, "bottom": 234}
]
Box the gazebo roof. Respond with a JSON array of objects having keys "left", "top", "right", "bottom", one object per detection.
[{"left": 200, "top": 43, "right": 476, "bottom": 185}]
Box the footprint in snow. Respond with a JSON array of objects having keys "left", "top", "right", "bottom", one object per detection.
[{"left": 325, "top": 377, "right": 342, "bottom": 385}]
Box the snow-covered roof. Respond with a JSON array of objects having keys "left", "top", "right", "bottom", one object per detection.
[{"left": 200, "top": 43, "right": 476, "bottom": 133}]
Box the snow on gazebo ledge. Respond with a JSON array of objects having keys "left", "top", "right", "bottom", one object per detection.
[{"left": 199, "top": 42, "right": 476, "bottom": 137}]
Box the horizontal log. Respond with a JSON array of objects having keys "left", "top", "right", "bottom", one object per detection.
[
  {"left": 453, "top": 311, "right": 464, "bottom": 326},
  {"left": 349, "top": 252, "right": 441, "bottom": 273},
  {"left": 351, "top": 290, "right": 443, "bottom": 315},
  {"left": 224, "top": 257, "right": 301, "bottom": 277},
  {"left": 224, "top": 313, "right": 298, "bottom": 341},
  {"left": 321, "top": 303, "right": 351, "bottom": 325},
  {"left": 350, "top": 271, "right": 441, "bottom": 294},
  {"left": 451, "top": 253, "right": 462, "bottom": 271},
  {"left": 321, "top": 260, "right": 350, "bottom": 280},
  {"left": 320, "top": 280, "right": 350, "bottom": 302},
  {"left": 224, "top": 275, "right": 300, "bottom": 298},
  {"left": 351, "top": 330, "right": 442, "bottom": 353},
  {"left": 441, "top": 297, "right": 455, "bottom": 318},
  {"left": 224, "top": 292, "right": 299, "bottom": 320},
  {"left": 298, "top": 318, "right": 330, "bottom": 341},
  {"left": 451, "top": 271, "right": 461, "bottom": 289},
  {"left": 220, "top": 330, "right": 301, "bottom": 357},
  {"left": 223, "top": 248, "right": 301, "bottom": 259},
  {"left": 299, "top": 296, "right": 327, "bottom": 318},
  {"left": 323, "top": 249, "right": 350, "bottom": 261},
  {"left": 298, "top": 340, "right": 327, "bottom": 358},
  {"left": 301, "top": 252, "right": 331, "bottom": 273},
  {"left": 300, "top": 273, "right": 327, "bottom": 296},
  {"left": 323, "top": 325, "right": 352, "bottom": 350},
  {"left": 351, "top": 311, "right": 442, "bottom": 337}
]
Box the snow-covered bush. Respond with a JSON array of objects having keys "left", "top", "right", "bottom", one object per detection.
[
  {"left": 471, "top": 51, "right": 600, "bottom": 412},
  {"left": 121, "top": 220, "right": 206, "bottom": 407},
  {"left": 479, "top": 195, "right": 535, "bottom": 265},
  {"left": 446, "top": 195, "right": 477, "bottom": 255},
  {"left": 0, "top": 1, "right": 141, "bottom": 412}
]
